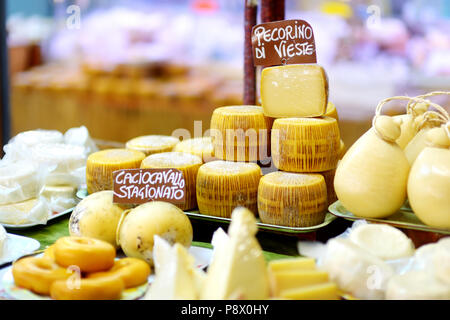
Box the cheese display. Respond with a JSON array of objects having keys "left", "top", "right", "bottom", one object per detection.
[
  {"left": 260, "top": 64, "right": 328, "bottom": 118},
  {"left": 210, "top": 106, "right": 272, "bottom": 162},
  {"left": 125, "top": 135, "right": 180, "bottom": 156},
  {"left": 407, "top": 147, "right": 450, "bottom": 230},
  {"left": 201, "top": 207, "right": 269, "bottom": 300},
  {"left": 271, "top": 117, "right": 340, "bottom": 172},
  {"left": 321, "top": 238, "right": 394, "bottom": 300},
  {"left": 348, "top": 224, "right": 415, "bottom": 260},
  {"left": 257, "top": 171, "right": 327, "bottom": 227},
  {"left": 173, "top": 137, "right": 215, "bottom": 163},
  {"left": 117, "top": 201, "right": 193, "bottom": 265},
  {"left": 386, "top": 271, "right": 450, "bottom": 300},
  {"left": 145, "top": 236, "right": 205, "bottom": 300},
  {"left": 86, "top": 148, "right": 146, "bottom": 194},
  {"left": 69, "top": 191, "right": 129, "bottom": 247},
  {"left": 196, "top": 160, "right": 262, "bottom": 218},
  {"left": 334, "top": 115, "right": 410, "bottom": 219},
  {"left": 140, "top": 152, "right": 202, "bottom": 210},
  {"left": 0, "top": 161, "right": 39, "bottom": 205}
]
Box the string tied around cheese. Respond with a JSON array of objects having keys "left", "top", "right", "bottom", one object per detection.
[{"left": 373, "top": 95, "right": 449, "bottom": 143}]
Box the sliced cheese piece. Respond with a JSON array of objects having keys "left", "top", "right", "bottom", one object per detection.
[
  {"left": 268, "top": 257, "right": 316, "bottom": 273},
  {"left": 280, "top": 282, "right": 339, "bottom": 300},
  {"left": 272, "top": 117, "right": 340, "bottom": 172},
  {"left": 386, "top": 270, "right": 450, "bottom": 300},
  {"left": 0, "top": 224, "right": 6, "bottom": 259},
  {"left": 145, "top": 236, "right": 205, "bottom": 300},
  {"left": 325, "top": 102, "right": 339, "bottom": 121},
  {"left": 257, "top": 171, "right": 327, "bottom": 227},
  {"left": 201, "top": 207, "right": 269, "bottom": 300},
  {"left": 173, "top": 137, "right": 215, "bottom": 163},
  {"left": 349, "top": 224, "right": 415, "bottom": 260},
  {"left": 270, "top": 270, "right": 329, "bottom": 297},
  {"left": 196, "top": 160, "right": 261, "bottom": 218},
  {"left": 0, "top": 161, "right": 39, "bottom": 205},
  {"left": 0, "top": 198, "right": 49, "bottom": 225},
  {"left": 126, "top": 135, "right": 179, "bottom": 156},
  {"left": 141, "top": 152, "right": 202, "bottom": 210},
  {"left": 261, "top": 64, "right": 328, "bottom": 118},
  {"left": 321, "top": 238, "right": 394, "bottom": 300},
  {"left": 86, "top": 148, "right": 146, "bottom": 194},
  {"left": 210, "top": 106, "right": 272, "bottom": 162}
]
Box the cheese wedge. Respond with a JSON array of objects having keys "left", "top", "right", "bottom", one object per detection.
[
  {"left": 145, "top": 236, "right": 205, "bottom": 300},
  {"left": 201, "top": 207, "right": 269, "bottom": 300},
  {"left": 269, "top": 270, "right": 329, "bottom": 296},
  {"left": 261, "top": 64, "right": 328, "bottom": 118},
  {"left": 280, "top": 282, "right": 339, "bottom": 300}
]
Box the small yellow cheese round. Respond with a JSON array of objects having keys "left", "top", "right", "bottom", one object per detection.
[
  {"left": 126, "top": 135, "right": 180, "bottom": 156},
  {"left": 141, "top": 152, "right": 202, "bottom": 211},
  {"left": 272, "top": 117, "right": 340, "bottom": 172},
  {"left": 86, "top": 149, "right": 145, "bottom": 194},
  {"left": 210, "top": 105, "right": 272, "bottom": 162},
  {"left": 173, "top": 137, "right": 215, "bottom": 163},
  {"left": 196, "top": 160, "right": 262, "bottom": 218},
  {"left": 257, "top": 171, "right": 327, "bottom": 227}
]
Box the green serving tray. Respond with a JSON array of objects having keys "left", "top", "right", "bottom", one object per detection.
[
  {"left": 329, "top": 200, "right": 450, "bottom": 235},
  {"left": 77, "top": 189, "right": 337, "bottom": 235}
]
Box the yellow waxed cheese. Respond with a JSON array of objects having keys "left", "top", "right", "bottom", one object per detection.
[
  {"left": 196, "top": 160, "right": 262, "bottom": 218},
  {"left": 325, "top": 102, "right": 339, "bottom": 121},
  {"left": 141, "top": 152, "right": 202, "bottom": 211},
  {"left": 173, "top": 137, "right": 215, "bottom": 163},
  {"left": 261, "top": 64, "right": 328, "bottom": 118},
  {"left": 320, "top": 168, "right": 337, "bottom": 206},
  {"left": 210, "top": 106, "right": 272, "bottom": 162},
  {"left": 269, "top": 270, "right": 330, "bottom": 297},
  {"left": 257, "top": 171, "right": 327, "bottom": 227},
  {"left": 271, "top": 117, "right": 340, "bottom": 172},
  {"left": 86, "top": 149, "right": 146, "bottom": 194},
  {"left": 280, "top": 282, "right": 340, "bottom": 300},
  {"left": 268, "top": 257, "right": 316, "bottom": 273},
  {"left": 126, "top": 135, "right": 180, "bottom": 156}
]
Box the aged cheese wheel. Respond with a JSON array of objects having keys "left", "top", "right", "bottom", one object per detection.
[
  {"left": 141, "top": 152, "right": 202, "bottom": 210},
  {"left": 271, "top": 117, "right": 340, "bottom": 172},
  {"left": 320, "top": 168, "right": 337, "bottom": 206},
  {"left": 86, "top": 149, "right": 146, "bottom": 194},
  {"left": 173, "top": 137, "right": 215, "bottom": 163},
  {"left": 126, "top": 135, "right": 179, "bottom": 156},
  {"left": 257, "top": 171, "right": 327, "bottom": 227},
  {"left": 196, "top": 160, "right": 261, "bottom": 218},
  {"left": 210, "top": 106, "right": 272, "bottom": 162}
]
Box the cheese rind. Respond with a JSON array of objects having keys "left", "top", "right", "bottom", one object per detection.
[
  {"left": 257, "top": 171, "right": 327, "bottom": 227},
  {"left": 141, "top": 152, "right": 202, "bottom": 210},
  {"left": 200, "top": 207, "right": 270, "bottom": 300},
  {"left": 261, "top": 64, "right": 328, "bottom": 118},
  {"left": 86, "top": 148, "right": 145, "bottom": 194},
  {"left": 210, "top": 106, "right": 272, "bottom": 162},
  {"left": 126, "top": 135, "right": 180, "bottom": 156},
  {"left": 196, "top": 160, "right": 261, "bottom": 218},
  {"left": 272, "top": 117, "right": 340, "bottom": 172},
  {"left": 320, "top": 168, "right": 337, "bottom": 206}
]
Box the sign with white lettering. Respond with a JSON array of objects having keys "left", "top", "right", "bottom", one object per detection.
[
  {"left": 252, "top": 19, "right": 317, "bottom": 66},
  {"left": 113, "top": 168, "right": 186, "bottom": 205}
]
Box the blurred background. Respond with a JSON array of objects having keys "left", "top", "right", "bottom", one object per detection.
[{"left": 3, "top": 0, "right": 450, "bottom": 152}]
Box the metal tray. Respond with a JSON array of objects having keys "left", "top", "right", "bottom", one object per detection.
[
  {"left": 77, "top": 189, "right": 337, "bottom": 235},
  {"left": 329, "top": 200, "right": 450, "bottom": 235}
]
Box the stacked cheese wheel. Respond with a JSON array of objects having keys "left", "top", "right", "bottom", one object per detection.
[{"left": 255, "top": 63, "right": 343, "bottom": 227}]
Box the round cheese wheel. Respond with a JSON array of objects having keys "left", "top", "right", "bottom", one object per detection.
[
  {"left": 126, "top": 135, "right": 179, "bottom": 156},
  {"left": 173, "top": 137, "right": 215, "bottom": 163}
]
